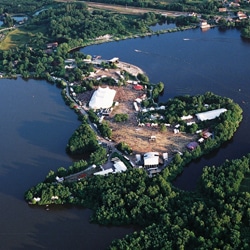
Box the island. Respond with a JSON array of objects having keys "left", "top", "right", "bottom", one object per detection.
[{"left": 0, "top": 0, "right": 249, "bottom": 249}]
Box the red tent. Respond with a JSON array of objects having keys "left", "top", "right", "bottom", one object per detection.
[{"left": 133, "top": 84, "right": 143, "bottom": 90}]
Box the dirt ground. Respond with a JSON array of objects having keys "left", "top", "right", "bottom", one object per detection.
[
  {"left": 78, "top": 83, "right": 196, "bottom": 157},
  {"left": 107, "top": 86, "right": 196, "bottom": 156}
]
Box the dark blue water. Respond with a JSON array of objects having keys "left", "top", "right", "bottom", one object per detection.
[
  {"left": 82, "top": 27, "right": 250, "bottom": 190},
  {"left": 0, "top": 79, "right": 134, "bottom": 249}
]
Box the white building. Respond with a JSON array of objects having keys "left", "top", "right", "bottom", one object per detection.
[
  {"left": 114, "top": 161, "right": 127, "bottom": 173},
  {"left": 196, "top": 108, "right": 227, "bottom": 121},
  {"left": 89, "top": 87, "right": 116, "bottom": 110},
  {"left": 143, "top": 152, "right": 159, "bottom": 168}
]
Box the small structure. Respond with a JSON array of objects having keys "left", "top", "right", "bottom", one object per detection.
[
  {"left": 109, "top": 57, "right": 119, "bottom": 64},
  {"left": 133, "top": 84, "right": 143, "bottom": 90},
  {"left": 200, "top": 20, "right": 211, "bottom": 30},
  {"left": 94, "top": 168, "right": 113, "bottom": 176},
  {"left": 114, "top": 161, "right": 127, "bottom": 173},
  {"left": 149, "top": 135, "right": 156, "bottom": 142},
  {"left": 162, "top": 152, "right": 168, "bottom": 161},
  {"left": 187, "top": 141, "right": 199, "bottom": 151},
  {"left": 133, "top": 102, "right": 139, "bottom": 111},
  {"left": 181, "top": 115, "right": 193, "bottom": 120},
  {"left": 143, "top": 152, "right": 159, "bottom": 168}
]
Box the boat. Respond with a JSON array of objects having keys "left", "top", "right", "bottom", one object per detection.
[{"left": 134, "top": 49, "right": 141, "bottom": 52}]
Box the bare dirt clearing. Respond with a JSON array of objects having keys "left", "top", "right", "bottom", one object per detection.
[
  {"left": 108, "top": 86, "right": 196, "bottom": 155},
  {"left": 78, "top": 83, "right": 196, "bottom": 157}
]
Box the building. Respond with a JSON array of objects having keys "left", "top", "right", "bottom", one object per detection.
[
  {"left": 89, "top": 87, "right": 116, "bottom": 110},
  {"left": 186, "top": 141, "right": 199, "bottom": 150},
  {"left": 143, "top": 152, "right": 159, "bottom": 168},
  {"left": 196, "top": 108, "right": 227, "bottom": 121}
]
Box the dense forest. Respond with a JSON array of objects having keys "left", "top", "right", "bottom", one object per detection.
[{"left": 24, "top": 92, "right": 249, "bottom": 249}]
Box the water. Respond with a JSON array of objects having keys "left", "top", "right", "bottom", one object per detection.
[
  {"left": 0, "top": 79, "right": 134, "bottom": 249},
  {"left": 1, "top": 27, "right": 250, "bottom": 249},
  {"left": 82, "top": 27, "right": 250, "bottom": 190}
]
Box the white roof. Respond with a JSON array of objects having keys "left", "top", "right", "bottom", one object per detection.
[
  {"left": 94, "top": 168, "right": 113, "bottom": 176},
  {"left": 144, "top": 152, "right": 159, "bottom": 166},
  {"left": 196, "top": 108, "right": 227, "bottom": 121},
  {"left": 114, "top": 161, "right": 127, "bottom": 173},
  {"left": 89, "top": 87, "right": 116, "bottom": 109},
  {"left": 181, "top": 115, "right": 193, "bottom": 120}
]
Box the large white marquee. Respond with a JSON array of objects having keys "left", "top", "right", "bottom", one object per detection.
[
  {"left": 89, "top": 87, "right": 116, "bottom": 110},
  {"left": 196, "top": 108, "right": 227, "bottom": 121}
]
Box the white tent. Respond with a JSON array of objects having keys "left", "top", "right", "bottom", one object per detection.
[
  {"left": 196, "top": 108, "right": 227, "bottom": 121},
  {"left": 143, "top": 152, "right": 159, "bottom": 166},
  {"left": 114, "top": 161, "right": 127, "bottom": 173},
  {"left": 89, "top": 87, "right": 116, "bottom": 110}
]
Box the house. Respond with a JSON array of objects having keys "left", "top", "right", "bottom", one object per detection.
[
  {"left": 219, "top": 8, "right": 227, "bottom": 12},
  {"left": 143, "top": 152, "right": 159, "bottom": 168},
  {"left": 200, "top": 20, "right": 211, "bottom": 30},
  {"left": 237, "top": 11, "right": 247, "bottom": 20}
]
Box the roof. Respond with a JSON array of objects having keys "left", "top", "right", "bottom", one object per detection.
[
  {"left": 187, "top": 141, "right": 199, "bottom": 150},
  {"left": 89, "top": 87, "right": 116, "bottom": 110},
  {"left": 133, "top": 84, "right": 143, "bottom": 90},
  {"left": 114, "top": 161, "right": 127, "bottom": 173},
  {"left": 94, "top": 168, "right": 113, "bottom": 176},
  {"left": 196, "top": 108, "right": 227, "bottom": 121},
  {"left": 144, "top": 152, "right": 159, "bottom": 166}
]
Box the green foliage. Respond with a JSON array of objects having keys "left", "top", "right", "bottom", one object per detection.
[
  {"left": 66, "top": 122, "right": 99, "bottom": 154},
  {"left": 137, "top": 73, "right": 149, "bottom": 83},
  {"left": 116, "top": 142, "right": 133, "bottom": 155},
  {"left": 114, "top": 113, "right": 129, "bottom": 122},
  {"left": 98, "top": 121, "right": 112, "bottom": 138}
]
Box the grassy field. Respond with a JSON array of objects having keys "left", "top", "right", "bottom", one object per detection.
[{"left": 0, "top": 28, "right": 31, "bottom": 50}]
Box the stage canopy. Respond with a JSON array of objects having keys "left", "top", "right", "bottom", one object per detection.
[{"left": 89, "top": 87, "right": 116, "bottom": 110}]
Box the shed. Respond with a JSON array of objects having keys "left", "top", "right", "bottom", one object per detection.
[{"left": 187, "top": 141, "right": 199, "bottom": 150}]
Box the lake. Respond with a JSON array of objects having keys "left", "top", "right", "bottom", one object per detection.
[
  {"left": 0, "top": 79, "right": 134, "bottom": 249},
  {"left": 82, "top": 27, "right": 250, "bottom": 190},
  {"left": 0, "top": 27, "right": 250, "bottom": 249}
]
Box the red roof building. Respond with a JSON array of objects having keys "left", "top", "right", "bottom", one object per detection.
[{"left": 133, "top": 84, "right": 143, "bottom": 90}]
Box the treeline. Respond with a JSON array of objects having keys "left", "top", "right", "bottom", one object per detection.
[
  {"left": 28, "top": 2, "right": 164, "bottom": 44},
  {"left": 25, "top": 154, "right": 250, "bottom": 249},
  {"left": 0, "top": 0, "right": 53, "bottom": 14},
  {"left": 0, "top": 2, "right": 166, "bottom": 78},
  {"left": 109, "top": 155, "right": 250, "bottom": 249}
]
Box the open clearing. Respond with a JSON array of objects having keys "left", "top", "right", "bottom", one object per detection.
[
  {"left": 107, "top": 86, "right": 196, "bottom": 156},
  {"left": 78, "top": 81, "right": 196, "bottom": 157}
]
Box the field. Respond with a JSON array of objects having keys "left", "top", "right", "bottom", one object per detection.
[
  {"left": 107, "top": 85, "right": 196, "bottom": 156},
  {"left": 78, "top": 77, "right": 197, "bottom": 158}
]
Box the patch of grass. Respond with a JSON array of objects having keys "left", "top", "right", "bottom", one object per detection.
[
  {"left": 239, "top": 173, "right": 250, "bottom": 192},
  {"left": 0, "top": 28, "right": 31, "bottom": 50}
]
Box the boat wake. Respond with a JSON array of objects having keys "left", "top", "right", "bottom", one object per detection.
[{"left": 183, "top": 38, "right": 190, "bottom": 41}]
